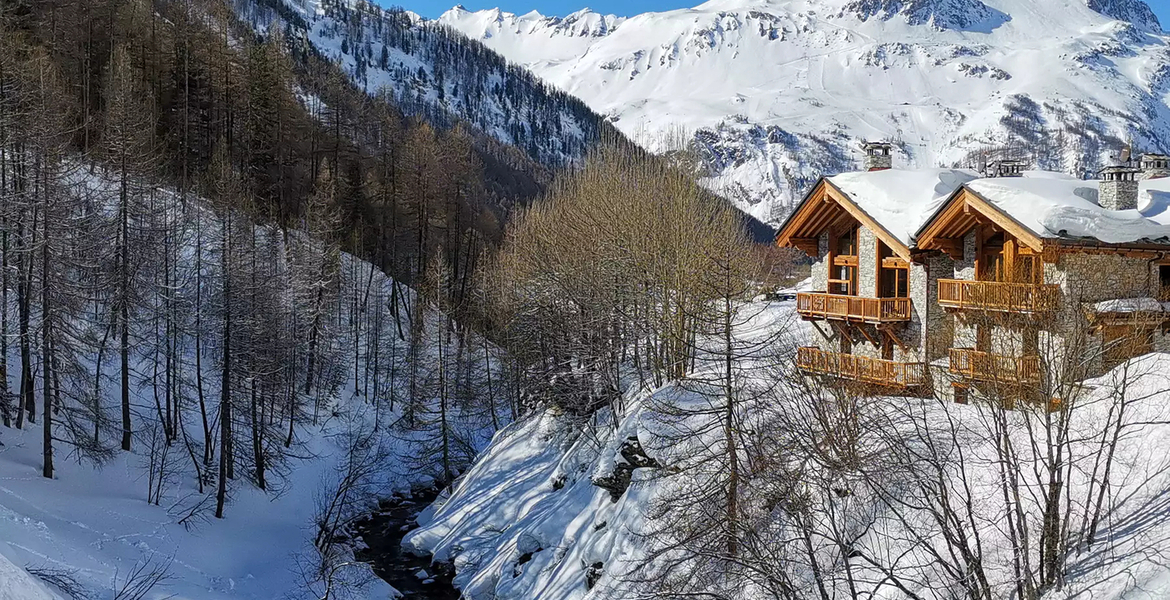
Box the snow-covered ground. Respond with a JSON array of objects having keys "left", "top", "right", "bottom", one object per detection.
[
  {"left": 405, "top": 296, "right": 1170, "bottom": 600},
  {"left": 0, "top": 171, "right": 507, "bottom": 599},
  {"left": 0, "top": 411, "right": 401, "bottom": 600},
  {"left": 437, "top": 0, "right": 1170, "bottom": 225}
]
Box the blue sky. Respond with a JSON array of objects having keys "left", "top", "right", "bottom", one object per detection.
[{"left": 396, "top": 0, "right": 1170, "bottom": 23}]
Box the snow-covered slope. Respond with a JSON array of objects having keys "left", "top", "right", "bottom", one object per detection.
[
  {"left": 405, "top": 300, "right": 1170, "bottom": 599},
  {"left": 437, "top": 0, "right": 1170, "bottom": 225},
  {"left": 0, "top": 549, "right": 59, "bottom": 600},
  {"left": 0, "top": 170, "right": 508, "bottom": 600},
  {"left": 236, "top": 0, "right": 612, "bottom": 168}
]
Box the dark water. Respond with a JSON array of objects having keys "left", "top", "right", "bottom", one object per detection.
[{"left": 354, "top": 489, "right": 461, "bottom": 599}]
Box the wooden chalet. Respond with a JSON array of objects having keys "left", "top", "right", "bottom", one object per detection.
[{"left": 778, "top": 146, "right": 1170, "bottom": 402}]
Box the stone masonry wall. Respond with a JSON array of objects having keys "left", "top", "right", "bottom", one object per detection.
[
  {"left": 1100, "top": 179, "right": 1139, "bottom": 211},
  {"left": 1058, "top": 253, "right": 1154, "bottom": 303},
  {"left": 810, "top": 232, "right": 829, "bottom": 293},
  {"left": 1047, "top": 253, "right": 1157, "bottom": 378},
  {"left": 858, "top": 227, "right": 878, "bottom": 298},
  {"left": 924, "top": 253, "right": 954, "bottom": 362}
]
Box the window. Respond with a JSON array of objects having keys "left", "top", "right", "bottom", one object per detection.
[
  {"left": 1159, "top": 265, "right": 1170, "bottom": 300},
  {"left": 836, "top": 227, "right": 857, "bottom": 255},
  {"left": 878, "top": 241, "right": 909, "bottom": 298},
  {"left": 953, "top": 384, "right": 970, "bottom": 405},
  {"left": 976, "top": 325, "right": 991, "bottom": 353},
  {"left": 839, "top": 332, "right": 852, "bottom": 354},
  {"left": 1102, "top": 324, "right": 1155, "bottom": 370},
  {"left": 1023, "top": 327, "right": 1039, "bottom": 355},
  {"left": 829, "top": 226, "right": 859, "bottom": 296},
  {"left": 979, "top": 232, "right": 1005, "bottom": 282},
  {"left": 1014, "top": 255, "right": 1039, "bottom": 284},
  {"left": 881, "top": 337, "right": 894, "bottom": 361}
]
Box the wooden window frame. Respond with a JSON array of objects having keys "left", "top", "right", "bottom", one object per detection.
[
  {"left": 876, "top": 238, "right": 910, "bottom": 299},
  {"left": 828, "top": 226, "right": 860, "bottom": 296},
  {"left": 953, "top": 384, "right": 970, "bottom": 405}
]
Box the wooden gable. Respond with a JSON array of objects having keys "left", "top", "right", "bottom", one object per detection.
[
  {"left": 915, "top": 186, "right": 1046, "bottom": 259},
  {"left": 775, "top": 179, "right": 913, "bottom": 262}
]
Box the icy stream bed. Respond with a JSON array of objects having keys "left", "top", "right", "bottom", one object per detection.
[{"left": 355, "top": 489, "right": 460, "bottom": 599}]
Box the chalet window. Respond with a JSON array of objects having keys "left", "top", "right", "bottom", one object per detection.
[
  {"left": 979, "top": 232, "right": 1005, "bottom": 282},
  {"left": 977, "top": 231, "right": 1038, "bottom": 284},
  {"left": 1159, "top": 265, "right": 1170, "bottom": 300},
  {"left": 878, "top": 241, "right": 909, "bottom": 298},
  {"left": 1014, "top": 255, "right": 1039, "bottom": 284},
  {"left": 836, "top": 227, "right": 858, "bottom": 255},
  {"left": 839, "top": 332, "right": 852, "bottom": 354},
  {"left": 829, "top": 226, "right": 859, "bottom": 296},
  {"left": 953, "top": 384, "right": 970, "bottom": 405},
  {"left": 1102, "top": 324, "right": 1155, "bottom": 370},
  {"left": 881, "top": 337, "right": 894, "bottom": 361},
  {"left": 1023, "top": 327, "right": 1039, "bottom": 356},
  {"left": 976, "top": 325, "right": 991, "bottom": 353}
]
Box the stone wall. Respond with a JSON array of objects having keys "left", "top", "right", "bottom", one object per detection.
[
  {"left": 1041, "top": 253, "right": 1159, "bottom": 379},
  {"left": 923, "top": 253, "right": 954, "bottom": 362},
  {"left": 810, "top": 232, "right": 829, "bottom": 292},
  {"left": 1100, "top": 179, "right": 1139, "bottom": 211},
  {"left": 858, "top": 227, "right": 878, "bottom": 298},
  {"left": 1057, "top": 253, "right": 1155, "bottom": 303}
]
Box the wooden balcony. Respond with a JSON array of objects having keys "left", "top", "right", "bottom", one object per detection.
[
  {"left": 796, "top": 293, "right": 912, "bottom": 324},
  {"left": 938, "top": 280, "right": 1060, "bottom": 313},
  {"left": 949, "top": 348, "right": 1041, "bottom": 384},
  {"left": 797, "top": 346, "right": 927, "bottom": 389}
]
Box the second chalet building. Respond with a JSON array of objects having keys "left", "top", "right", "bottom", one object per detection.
[{"left": 777, "top": 143, "right": 1170, "bottom": 404}]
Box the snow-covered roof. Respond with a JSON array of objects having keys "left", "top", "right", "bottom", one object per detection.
[
  {"left": 1090, "top": 297, "right": 1168, "bottom": 313},
  {"left": 827, "top": 168, "right": 980, "bottom": 247},
  {"left": 964, "top": 173, "right": 1170, "bottom": 245}
]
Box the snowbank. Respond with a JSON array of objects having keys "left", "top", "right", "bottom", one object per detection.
[
  {"left": 967, "top": 175, "right": 1170, "bottom": 244},
  {"left": 408, "top": 332, "right": 1170, "bottom": 600},
  {"left": 1090, "top": 297, "right": 1166, "bottom": 313},
  {"left": 404, "top": 408, "right": 653, "bottom": 600},
  {"left": 0, "top": 547, "right": 59, "bottom": 600}
]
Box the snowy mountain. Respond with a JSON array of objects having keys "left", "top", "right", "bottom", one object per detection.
[
  {"left": 237, "top": 0, "right": 615, "bottom": 168},
  {"left": 436, "top": 0, "right": 1170, "bottom": 226}
]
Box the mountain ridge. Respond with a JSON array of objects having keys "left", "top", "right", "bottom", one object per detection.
[{"left": 436, "top": 0, "right": 1170, "bottom": 226}]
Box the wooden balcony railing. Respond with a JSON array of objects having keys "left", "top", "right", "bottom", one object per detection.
[
  {"left": 938, "top": 280, "right": 1060, "bottom": 313},
  {"left": 797, "top": 346, "right": 927, "bottom": 389},
  {"left": 949, "top": 348, "right": 1041, "bottom": 383},
  {"left": 796, "top": 293, "right": 912, "bottom": 324}
]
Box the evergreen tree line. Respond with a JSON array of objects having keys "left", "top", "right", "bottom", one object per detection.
[
  {"left": 236, "top": 0, "right": 613, "bottom": 169},
  {"left": 0, "top": 0, "right": 522, "bottom": 520}
]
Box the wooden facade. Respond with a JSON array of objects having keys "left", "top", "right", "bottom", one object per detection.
[
  {"left": 949, "top": 348, "right": 1041, "bottom": 383},
  {"left": 937, "top": 280, "right": 1061, "bottom": 313},
  {"left": 796, "top": 293, "right": 912, "bottom": 323},
  {"left": 778, "top": 171, "right": 1170, "bottom": 401},
  {"left": 797, "top": 347, "right": 927, "bottom": 389}
]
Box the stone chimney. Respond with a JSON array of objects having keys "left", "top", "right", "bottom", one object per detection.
[
  {"left": 1099, "top": 165, "right": 1140, "bottom": 211},
  {"left": 863, "top": 141, "right": 892, "bottom": 171},
  {"left": 1139, "top": 153, "right": 1170, "bottom": 180},
  {"left": 986, "top": 159, "right": 1025, "bottom": 178}
]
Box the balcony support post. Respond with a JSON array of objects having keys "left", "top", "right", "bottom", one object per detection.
[
  {"left": 880, "top": 325, "right": 909, "bottom": 352},
  {"left": 856, "top": 324, "right": 880, "bottom": 348},
  {"left": 810, "top": 321, "right": 833, "bottom": 344}
]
